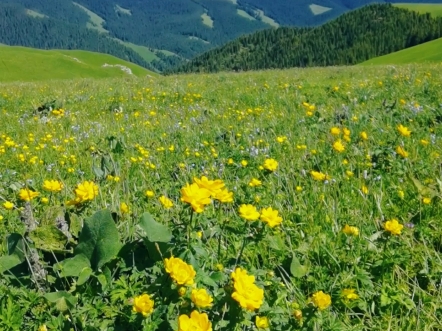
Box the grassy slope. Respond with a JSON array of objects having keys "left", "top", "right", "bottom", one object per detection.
[
  {"left": 394, "top": 3, "right": 442, "bottom": 17},
  {"left": 363, "top": 4, "right": 442, "bottom": 65},
  {"left": 0, "top": 46, "right": 155, "bottom": 82},
  {"left": 361, "top": 37, "right": 442, "bottom": 65}
]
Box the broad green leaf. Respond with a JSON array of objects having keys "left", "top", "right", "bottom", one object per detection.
[
  {"left": 44, "top": 291, "right": 77, "bottom": 312},
  {"left": 68, "top": 213, "right": 83, "bottom": 238},
  {"left": 75, "top": 209, "right": 122, "bottom": 270},
  {"left": 7, "top": 233, "right": 26, "bottom": 260},
  {"left": 56, "top": 254, "right": 91, "bottom": 277},
  {"left": 29, "top": 225, "right": 68, "bottom": 252},
  {"left": 0, "top": 234, "right": 26, "bottom": 273},
  {"left": 290, "top": 255, "right": 308, "bottom": 278},
  {"left": 77, "top": 267, "right": 93, "bottom": 286},
  {"left": 138, "top": 212, "right": 172, "bottom": 243},
  {"left": 0, "top": 255, "right": 23, "bottom": 273}
]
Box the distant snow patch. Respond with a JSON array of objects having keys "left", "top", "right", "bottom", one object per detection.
[
  {"left": 102, "top": 63, "right": 133, "bottom": 75},
  {"left": 309, "top": 4, "right": 332, "bottom": 15},
  {"left": 64, "top": 55, "right": 84, "bottom": 64}
]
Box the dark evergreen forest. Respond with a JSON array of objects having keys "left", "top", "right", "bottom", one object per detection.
[
  {"left": 171, "top": 4, "right": 442, "bottom": 74},
  {"left": 0, "top": 0, "right": 441, "bottom": 72}
]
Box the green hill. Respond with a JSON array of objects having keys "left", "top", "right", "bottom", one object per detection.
[
  {"left": 171, "top": 4, "right": 442, "bottom": 74},
  {"left": 361, "top": 37, "right": 442, "bottom": 65},
  {"left": 0, "top": 46, "right": 155, "bottom": 82},
  {"left": 393, "top": 3, "right": 442, "bottom": 17}
]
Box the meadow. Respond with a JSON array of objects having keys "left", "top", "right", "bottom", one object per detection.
[{"left": 0, "top": 64, "right": 441, "bottom": 331}]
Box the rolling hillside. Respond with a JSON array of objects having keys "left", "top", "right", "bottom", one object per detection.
[
  {"left": 1, "top": 0, "right": 442, "bottom": 72},
  {"left": 393, "top": 3, "right": 442, "bottom": 17},
  {"left": 0, "top": 46, "right": 155, "bottom": 82},
  {"left": 171, "top": 4, "right": 442, "bottom": 74},
  {"left": 361, "top": 37, "right": 442, "bottom": 65}
]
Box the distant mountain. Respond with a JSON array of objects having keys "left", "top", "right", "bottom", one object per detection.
[
  {"left": 170, "top": 4, "right": 442, "bottom": 73},
  {"left": 1, "top": 0, "right": 442, "bottom": 71}
]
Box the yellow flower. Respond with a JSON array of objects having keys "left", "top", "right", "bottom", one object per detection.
[
  {"left": 263, "top": 158, "right": 278, "bottom": 171},
  {"left": 293, "top": 309, "right": 303, "bottom": 320},
  {"left": 311, "top": 291, "right": 331, "bottom": 310},
  {"left": 19, "top": 188, "right": 39, "bottom": 201},
  {"left": 43, "top": 180, "right": 63, "bottom": 193},
  {"left": 41, "top": 197, "right": 49, "bottom": 204},
  {"left": 132, "top": 293, "right": 154, "bottom": 317},
  {"left": 178, "top": 287, "right": 187, "bottom": 297},
  {"left": 145, "top": 190, "right": 155, "bottom": 198},
  {"left": 3, "top": 201, "right": 14, "bottom": 210},
  {"left": 38, "top": 325, "right": 48, "bottom": 331},
  {"left": 396, "top": 146, "right": 408, "bottom": 158},
  {"left": 276, "top": 136, "right": 287, "bottom": 143},
  {"left": 213, "top": 188, "right": 234, "bottom": 203},
  {"left": 260, "top": 207, "right": 283, "bottom": 227},
  {"left": 120, "top": 202, "right": 130, "bottom": 214},
  {"left": 159, "top": 195, "right": 173, "bottom": 209},
  {"left": 164, "top": 256, "right": 196, "bottom": 285},
  {"left": 191, "top": 288, "right": 213, "bottom": 308},
  {"left": 384, "top": 219, "right": 403, "bottom": 235},
  {"left": 341, "top": 289, "right": 359, "bottom": 301},
  {"left": 342, "top": 225, "right": 359, "bottom": 236},
  {"left": 332, "top": 140, "right": 345, "bottom": 153},
  {"left": 255, "top": 316, "right": 269, "bottom": 329},
  {"left": 231, "top": 268, "right": 264, "bottom": 311},
  {"left": 193, "top": 176, "right": 225, "bottom": 196},
  {"left": 310, "top": 171, "right": 329, "bottom": 181},
  {"left": 360, "top": 131, "right": 368, "bottom": 140},
  {"left": 178, "top": 310, "right": 212, "bottom": 331},
  {"left": 239, "top": 204, "right": 260, "bottom": 221},
  {"left": 330, "top": 127, "right": 341, "bottom": 136},
  {"left": 398, "top": 190, "right": 405, "bottom": 199},
  {"left": 249, "top": 178, "right": 262, "bottom": 187},
  {"left": 422, "top": 197, "right": 431, "bottom": 205},
  {"left": 397, "top": 124, "right": 411, "bottom": 137},
  {"left": 361, "top": 185, "right": 369, "bottom": 195},
  {"left": 74, "top": 181, "right": 99, "bottom": 202},
  {"left": 420, "top": 139, "right": 429, "bottom": 146},
  {"left": 180, "top": 183, "right": 212, "bottom": 213},
  {"left": 241, "top": 160, "right": 248, "bottom": 167}
]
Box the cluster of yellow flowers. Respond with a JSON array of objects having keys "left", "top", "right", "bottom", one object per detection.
[
  {"left": 180, "top": 176, "right": 233, "bottom": 213},
  {"left": 239, "top": 204, "right": 283, "bottom": 227}
]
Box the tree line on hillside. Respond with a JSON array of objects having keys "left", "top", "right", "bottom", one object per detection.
[
  {"left": 0, "top": 3, "right": 157, "bottom": 71},
  {"left": 170, "top": 4, "right": 442, "bottom": 74}
]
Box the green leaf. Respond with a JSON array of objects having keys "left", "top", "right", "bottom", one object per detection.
[
  {"left": 29, "top": 225, "right": 68, "bottom": 252},
  {"left": 0, "top": 234, "right": 26, "bottom": 273},
  {"left": 75, "top": 209, "right": 122, "bottom": 270},
  {"left": 56, "top": 254, "right": 91, "bottom": 277},
  {"left": 290, "top": 255, "right": 308, "bottom": 278},
  {"left": 77, "top": 267, "right": 93, "bottom": 286},
  {"left": 0, "top": 255, "right": 23, "bottom": 273},
  {"left": 44, "top": 291, "right": 77, "bottom": 312},
  {"left": 408, "top": 175, "right": 439, "bottom": 198},
  {"left": 138, "top": 212, "right": 172, "bottom": 243},
  {"left": 68, "top": 213, "right": 83, "bottom": 238}
]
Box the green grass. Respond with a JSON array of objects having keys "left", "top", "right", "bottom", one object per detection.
[
  {"left": 394, "top": 3, "right": 442, "bottom": 17},
  {"left": 0, "top": 46, "right": 155, "bottom": 82},
  {"left": 0, "top": 63, "right": 442, "bottom": 330},
  {"left": 361, "top": 38, "right": 442, "bottom": 65}
]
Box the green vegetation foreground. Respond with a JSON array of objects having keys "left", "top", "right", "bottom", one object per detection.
[{"left": 0, "top": 64, "right": 441, "bottom": 331}]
